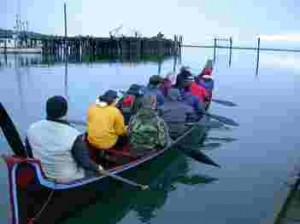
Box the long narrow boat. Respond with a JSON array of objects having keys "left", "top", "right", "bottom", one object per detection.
[{"left": 1, "top": 62, "right": 216, "bottom": 224}]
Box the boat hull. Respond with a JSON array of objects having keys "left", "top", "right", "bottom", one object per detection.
[{"left": 4, "top": 117, "right": 209, "bottom": 224}]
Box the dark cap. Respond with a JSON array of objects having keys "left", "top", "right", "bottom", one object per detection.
[
  {"left": 100, "top": 90, "right": 118, "bottom": 102},
  {"left": 180, "top": 66, "right": 190, "bottom": 72},
  {"left": 149, "top": 75, "right": 164, "bottom": 85},
  {"left": 46, "top": 96, "right": 68, "bottom": 119},
  {"left": 127, "top": 84, "right": 144, "bottom": 96}
]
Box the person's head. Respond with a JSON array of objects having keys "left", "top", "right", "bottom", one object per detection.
[
  {"left": 183, "top": 75, "right": 194, "bottom": 88},
  {"left": 99, "top": 90, "right": 118, "bottom": 105},
  {"left": 148, "top": 75, "right": 163, "bottom": 87},
  {"left": 180, "top": 66, "right": 190, "bottom": 73},
  {"left": 46, "top": 96, "right": 68, "bottom": 120},
  {"left": 204, "top": 67, "right": 212, "bottom": 76},
  {"left": 202, "top": 74, "right": 213, "bottom": 81},
  {"left": 127, "top": 84, "right": 144, "bottom": 96}
]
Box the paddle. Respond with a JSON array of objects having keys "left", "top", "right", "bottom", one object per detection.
[
  {"left": 177, "top": 145, "right": 221, "bottom": 168},
  {"left": 211, "top": 99, "right": 237, "bottom": 107},
  {"left": 100, "top": 169, "right": 149, "bottom": 190},
  {"left": 199, "top": 142, "right": 222, "bottom": 151},
  {"left": 205, "top": 137, "right": 238, "bottom": 143},
  {"left": 203, "top": 112, "right": 239, "bottom": 127},
  {"left": 176, "top": 174, "right": 218, "bottom": 185},
  {"left": 0, "top": 102, "right": 27, "bottom": 157}
]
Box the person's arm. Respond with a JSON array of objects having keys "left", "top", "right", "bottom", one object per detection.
[
  {"left": 71, "top": 135, "right": 102, "bottom": 173},
  {"left": 192, "top": 96, "right": 205, "bottom": 120},
  {"left": 156, "top": 91, "right": 165, "bottom": 108},
  {"left": 157, "top": 118, "right": 171, "bottom": 148},
  {"left": 114, "top": 109, "right": 127, "bottom": 136}
]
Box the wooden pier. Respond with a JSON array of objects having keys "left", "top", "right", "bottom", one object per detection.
[{"left": 31, "top": 35, "right": 182, "bottom": 60}]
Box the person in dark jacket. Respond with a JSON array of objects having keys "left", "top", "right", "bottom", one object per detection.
[
  {"left": 25, "top": 96, "right": 103, "bottom": 182},
  {"left": 162, "top": 88, "right": 197, "bottom": 138},
  {"left": 117, "top": 84, "right": 145, "bottom": 124},
  {"left": 174, "top": 66, "right": 191, "bottom": 90},
  {"left": 144, "top": 75, "right": 165, "bottom": 110}
]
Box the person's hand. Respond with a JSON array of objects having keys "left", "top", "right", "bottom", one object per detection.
[{"left": 98, "top": 165, "right": 104, "bottom": 173}]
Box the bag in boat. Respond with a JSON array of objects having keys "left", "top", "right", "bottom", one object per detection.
[{"left": 128, "top": 108, "right": 168, "bottom": 154}]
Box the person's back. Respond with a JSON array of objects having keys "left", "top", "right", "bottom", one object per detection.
[
  {"left": 197, "top": 75, "right": 214, "bottom": 100},
  {"left": 117, "top": 84, "right": 145, "bottom": 124},
  {"left": 182, "top": 90, "right": 205, "bottom": 119},
  {"left": 162, "top": 88, "right": 195, "bottom": 123},
  {"left": 144, "top": 75, "right": 165, "bottom": 110},
  {"left": 26, "top": 96, "right": 103, "bottom": 183},
  {"left": 87, "top": 90, "right": 126, "bottom": 150},
  {"left": 128, "top": 96, "right": 170, "bottom": 156},
  {"left": 162, "top": 88, "right": 196, "bottom": 138},
  {"left": 175, "top": 67, "right": 191, "bottom": 90},
  {"left": 190, "top": 82, "right": 208, "bottom": 103},
  {"left": 27, "top": 119, "right": 85, "bottom": 181}
]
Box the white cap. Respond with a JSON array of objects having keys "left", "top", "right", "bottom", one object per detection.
[{"left": 202, "top": 75, "right": 213, "bottom": 80}]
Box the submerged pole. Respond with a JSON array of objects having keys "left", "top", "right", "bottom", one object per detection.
[
  {"left": 256, "top": 37, "right": 260, "bottom": 75},
  {"left": 229, "top": 37, "right": 232, "bottom": 67},
  {"left": 213, "top": 38, "right": 217, "bottom": 62},
  {"left": 173, "top": 54, "right": 177, "bottom": 73}
]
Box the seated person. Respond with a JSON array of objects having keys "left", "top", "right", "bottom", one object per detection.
[
  {"left": 159, "top": 77, "right": 172, "bottom": 97},
  {"left": 174, "top": 66, "right": 191, "bottom": 90},
  {"left": 185, "top": 74, "right": 209, "bottom": 103},
  {"left": 117, "top": 84, "right": 145, "bottom": 125},
  {"left": 144, "top": 75, "right": 165, "bottom": 110},
  {"left": 26, "top": 96, "right": 103, "bottom": 183},
  {"left": 196, "top": 75, "right": 214, "bottom": 100},
  {"left": 181, "top": 77, "right": 205, "bottom": 119},
  {"left": 87, "top": 90, "right": 127, "bottom": 151},
  {"left": 162, "top": 88, "right": 197, "bottom": 138},
  {"left": 127, "top": 95, "right": 170, "bottom": 157}
]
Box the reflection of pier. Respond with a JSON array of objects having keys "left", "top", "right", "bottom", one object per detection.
[{"left": 0, "top": 52, "right": 179, "bottom": 68}]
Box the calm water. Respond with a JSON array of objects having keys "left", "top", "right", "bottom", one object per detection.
[{"left": 0, "top": 48, "right": 300, "bottom": 224}]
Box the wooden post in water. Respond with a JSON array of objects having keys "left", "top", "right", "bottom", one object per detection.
[
  {"left": 64, "top": 2, "right": 68, "bottom": 59},
  {"left": 213, "top": 38, "right": 217, "bottom": 62},
  {"left": 256, "top": 37, "right": 260, "bottom": 75},
  {"left": 229, "top": 37, "right": 233, "bottom": 67},
  {"left": 64, "top": 2, "right": 68, "bottom": 99}
]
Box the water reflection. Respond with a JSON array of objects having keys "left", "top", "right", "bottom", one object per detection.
[
  {"left": 62, "top": 148, "right": 217, "bottom": 224},
  {"left": 0, "top": 53, "right": 178, "bottom": 68}
]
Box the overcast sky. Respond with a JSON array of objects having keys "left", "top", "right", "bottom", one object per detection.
[{"left": 1, "top": 0, "right": 300, "bottom": 45}]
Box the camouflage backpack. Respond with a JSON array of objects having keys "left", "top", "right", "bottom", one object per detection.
[{"left": 128, "top": 108, "right": 169, "bottom": 153}]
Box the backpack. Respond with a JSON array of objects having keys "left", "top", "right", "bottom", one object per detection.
[{"left": 128, "top": 108, "right": 168, "bottom": 152}]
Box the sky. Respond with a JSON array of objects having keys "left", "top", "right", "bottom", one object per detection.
[{"left": 1, "top": 0, "right": 300, "bottom": 46}]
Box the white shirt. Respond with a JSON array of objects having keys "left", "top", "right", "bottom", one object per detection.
[{"left": 27, "top": 120, "right": 85, "bottom": 182}]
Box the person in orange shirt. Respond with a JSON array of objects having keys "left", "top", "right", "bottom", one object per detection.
[{"left": 87, "top": 90, "right": 127, "bottom": 150}]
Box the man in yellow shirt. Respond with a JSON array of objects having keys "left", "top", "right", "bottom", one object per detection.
[{"left": 87, "top": 90, "right": 127, "bottom": 150}]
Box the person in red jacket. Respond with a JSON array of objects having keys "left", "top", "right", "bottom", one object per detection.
[{"left": 183, "top": 75, "right": 209, "bottom": 104}]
